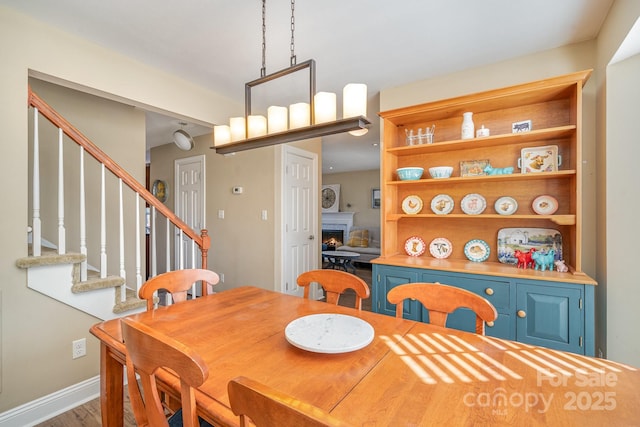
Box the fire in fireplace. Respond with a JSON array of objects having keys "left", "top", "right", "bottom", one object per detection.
[{"left": 322, "top": 229, "right": 344, "bottom": 249}]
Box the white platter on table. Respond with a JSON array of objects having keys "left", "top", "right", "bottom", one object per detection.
[{"left": 285, "top": 314, "right": 374, "bottom": 354}]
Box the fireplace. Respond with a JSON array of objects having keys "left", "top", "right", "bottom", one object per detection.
[{"left": 322, "top": 229, "right": 344, "bottom": 250}]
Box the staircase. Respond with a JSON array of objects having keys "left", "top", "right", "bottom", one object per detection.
[{"left": 17, "top": 87, "right": 210, "bottom": 320}]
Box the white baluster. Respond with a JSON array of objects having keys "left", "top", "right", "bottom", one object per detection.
[
  {"left": 135, "top": 195, "right": 142, "bottom": 295},
  {"left": 57, "top": 128, "right": 66, "bottom": 254},
  {"left": 151, "top": 206, "right": 157, "bottom": 277},
  {"left": 79, "top": 146, "right": 87, "bottom": 281},
  {"left": 100, "top": 164, "right": 107, "bottom": 278},
  {"left": 165, "top": 218, "right": 171, "bottom": 306},
  {"left": 118, "top": 179, "right": 126, "bottom": 302},
  {"left": 32, "top": 108, "right": 41, "bottom": 256},
  {"left": 191, "top": 240, "right": 197, "bottom": 297}
]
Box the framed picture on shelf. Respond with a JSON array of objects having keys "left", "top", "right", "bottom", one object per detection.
[
  {"left": 460, "top": 159, "right": 490, "bottom": 177},
  {"left": 372, "top": 189, "right": 381, "bottom": 209}
]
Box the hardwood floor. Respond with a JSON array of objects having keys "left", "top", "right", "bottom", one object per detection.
[{"left": 37, "top": 264, "right": 373, "bottom": 426}]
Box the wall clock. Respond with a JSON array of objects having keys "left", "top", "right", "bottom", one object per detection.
[
  {"left": 152, "top": 179, "right": 168, "bottom": 203},
  {"left": 321, "top": 184, "right": 340, "bottom": 212}
]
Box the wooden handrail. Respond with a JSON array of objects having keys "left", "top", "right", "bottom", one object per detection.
[{"left": 27, "top": 87, "right": 210, "bottom": 267}]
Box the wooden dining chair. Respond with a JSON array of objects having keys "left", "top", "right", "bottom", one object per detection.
[
  {"left": 387, "top": 282, "right": 498, "bottom": 335},
  {"left": 228, "top": 376, "right": 354, "bottom": 427},
  {"left": 139, "top": 268, "right": 220, "bottom": 310},
  {"left": 121, "top": 317, "right": 213, "bottom": 427},
  {"left": 296, "top": 269, "right": 370, "bottom": 310}
]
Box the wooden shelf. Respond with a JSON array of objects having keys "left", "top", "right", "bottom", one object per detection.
[
  {"left": 386, "top": 125, "right": 576, "bottom": 156},
  {"left": 379, "top": 70, "right": 592, "bottom": 275},
  {"left": 387, "top": 213, "right": 576, "bottom": 225}
]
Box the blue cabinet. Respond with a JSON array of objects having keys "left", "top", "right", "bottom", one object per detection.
[{"left": 373, "top": 264, "right": 594, "bottom": 356}]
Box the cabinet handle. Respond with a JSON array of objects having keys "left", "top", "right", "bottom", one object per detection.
[
  {"left": 484, "top": 288, "right": 494, "bottom": 296},
  {"left": 517, "top": 310, "right": 526, "bottom": 318},
  {"left": 486, "top": 321, "right": 494, "bottom": 327}
]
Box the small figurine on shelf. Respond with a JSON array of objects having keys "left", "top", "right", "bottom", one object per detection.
[
  {"left": 532, "top": 249, "right": 556, "bottom": 271},
  {"left": 484, "top": 165, "right": 515, "bottom": 175},
  {"left": 555, "top": 259, "right": 569, "bottom": 273},
  {"left": 514, "top": 249, "right": 535, "bottom": 269}
]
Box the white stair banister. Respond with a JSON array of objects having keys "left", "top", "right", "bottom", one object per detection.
[
  {"left": 32, "top": 107, "right": 41, "bottom": 257},
  {"left": 100, "top": 164, "right": 107, "bottom": 279},
  {"left": 57, "top": 127, "right": 66, "bottom": 254},
  {"left": 135, "top": 194, "right": 142, "bottom": 295},
  {"left": 79, "top": 146, "right": 88, "bottom": 281},
  {"left": 118, "top": 178, "right": 126, "bottom": 303}
]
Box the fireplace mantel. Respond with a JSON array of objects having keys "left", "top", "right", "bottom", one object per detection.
[{"left": 321, "top": 212, "right": 354, "bottom": 236}]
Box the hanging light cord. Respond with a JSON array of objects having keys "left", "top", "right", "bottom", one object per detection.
[
  {"left": 260, "top": 0, "right": 297, "bottom": 75},
  {"left": 261, "top": 0, "right": 267, "bottom": 77},
  {"left": 290, "top": 0, "right": 296, "bottom": 66}
]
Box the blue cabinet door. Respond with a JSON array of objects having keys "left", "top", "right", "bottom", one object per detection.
[
  {"left": 516, "top": 282, "right": 583, "bottom": 354},
  {"left": 373, "top": 265, "right": 419, "bottom": 319}
]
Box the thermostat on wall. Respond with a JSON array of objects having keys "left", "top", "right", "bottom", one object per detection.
[{"left": 232, "top": 186, "right": 243, "bottom": 194}]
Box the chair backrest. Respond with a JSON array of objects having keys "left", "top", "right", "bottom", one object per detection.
[
  {"left": 121, "top": 317, "right": 209, "bottom": 427},
  {"left": 296, "top": 269, "right": 370, "bottom": 310},
  {"left": 387, "top": 282, "right": 498, "bottom": 335},
  {"left": 228, "top": 376, "right": 354, "bottom": 427},
  {"left": 139, "top": 268, "right": 220, "bottom": 310}
]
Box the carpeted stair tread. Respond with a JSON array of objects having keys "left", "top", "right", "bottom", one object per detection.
[
  {"left": 16, "top": 251, "right": 86, "bottom": 269},
  {"left": 71, "top": 273, "right": 125, "bottom": 293},
  {"left": 113, "top": 287, "right": 146, "bottom": 314}
]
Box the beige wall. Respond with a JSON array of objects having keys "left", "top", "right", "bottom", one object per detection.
[
  {"left": 322, "top": 169, "right": 381, "bottom": 228},
  {"left": 596, "top": 0, "right": 640, "bottom": 366},
  {"left": 0, "top": 6, "right": 237, "bottom": 411}
]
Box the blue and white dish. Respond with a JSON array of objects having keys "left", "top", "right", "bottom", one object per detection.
[{"left": 464, "top": 239, "right": 490, "bottom": 262}]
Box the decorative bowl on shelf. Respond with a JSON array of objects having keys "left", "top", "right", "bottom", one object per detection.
[
  {"left": 428, "top": 166, "right": 453, "bottom": 179},
  {"left": 396, "top": 167, "right": 424, "bottom": 181}
]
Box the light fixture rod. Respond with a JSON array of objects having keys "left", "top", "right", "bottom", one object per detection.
[
  {"left": 214, "top": 115, "right": 370, "bottom": 155},
  {"left": 245, "top": 59, "right": 316, "bottom": 124}
]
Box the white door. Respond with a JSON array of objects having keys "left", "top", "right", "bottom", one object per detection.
[
  {"left": 282, "top": 146, "right": 318, "bottom": 297},
  {"left": 174, "top": 155, "right": 206, "bottom": 271}
]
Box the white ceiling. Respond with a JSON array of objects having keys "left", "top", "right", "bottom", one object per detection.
[{"left": 2, "top": 0, "right": 614, "bottom": 173}]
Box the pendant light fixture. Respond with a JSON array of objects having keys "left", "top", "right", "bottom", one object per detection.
[
  {"left": 173, "top": 122, "right": 195, "bottom": 151},
  {"left": 213, "top": 0, "right": 370, "bottom": 155}
]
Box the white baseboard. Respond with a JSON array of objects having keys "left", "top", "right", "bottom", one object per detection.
[{"left": 0, "top": 376, "right": 100, "bottom": 427}]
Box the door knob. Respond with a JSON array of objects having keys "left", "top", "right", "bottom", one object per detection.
[
  {"left": 517, "top": 310, "right": 526, "bottom": 318},
  {"left": 308, "top": 235, "right": 315, "bottom": 240},
  {"left": 484, "top": 288, "right": 494, "bottom": 296}
]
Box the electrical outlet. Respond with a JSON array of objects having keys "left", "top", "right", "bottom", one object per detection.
[
  {"left": 220, "top": 273, "right": 225, "bottom": 283},
  {"left": 72, "top": 338, "right": 87, "bottom": 359}
]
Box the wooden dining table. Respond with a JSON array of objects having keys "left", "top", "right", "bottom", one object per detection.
[{"left": 90, "top": 286, "right": 640, "bottom": 426}]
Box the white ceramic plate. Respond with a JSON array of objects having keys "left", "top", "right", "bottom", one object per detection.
[
  {"left": 532, "top": 195, "right": 559, "bottom": 215},
  {"left": 402, "top": 195, "right": 423, "bottom": 214},
  {"left": 430, "top": 194, "right": 454, "bottom": 215},
  {"left": 494, "top": 196, "right": 518, "bottom": 215},
  {"left": 461, "top": 193, "right": 487, "bottom": 215},
  {"left": 404, "top": 236, "right": 426, "bottom": 256},
  {"left": 429, "top": 237, "right": 453, "bottom": 259},
  {"left": 464, "top": 239, "right": 490, "bottom": 262},
  {"left": 285, "top": 314, "right": 374, "bottom": 354}
]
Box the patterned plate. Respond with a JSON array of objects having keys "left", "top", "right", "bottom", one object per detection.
[
  {"left": 464, "top": 239, "right": 490, "bottom": 262},
  {"left": 429, "top": 237, "right": 453, "bottom": 259},
  {"left": 461, "top": 193, "right": 487, "bottom": 215},
  {"left": 532, "top": 195, "right": 558, "bottom": 215},
  {"left": 494, "top": 196, "right": 518, "bottom": 215},
  {"left": 430, "top": 194, "right": 454, "bottom": 215},
  {"left": 404, "top": 236, "right": 426, "bottom": 257},
  {"left": 402, "top": 195, "right": 423, "bottom": 215}
]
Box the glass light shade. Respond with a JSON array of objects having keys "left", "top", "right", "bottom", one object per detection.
[
  {"left": 248, "top": 115, "right": 267, "bottom": 138},
  {"left": 289, "top": 102, "right": 310, "bottom": 129},
  {"left": 343, "top": 83, "right": 368, "bottom": 136},
  {"left": 213, "top": 125, "right": 231, "bottom": 146},
  {"left": 230, "top": 117, "right": 246, "bottom": 141},
  {"left": 313, "top": 92, "right": 336, "bottom": 124},
  {"left": 267, "top": 106, "right": 288, "bottom": 134}
]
